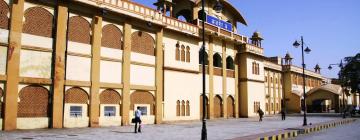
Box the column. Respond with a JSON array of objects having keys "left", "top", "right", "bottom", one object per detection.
[
  {"left": 208, "top": 36, "right": 214, "bottom": 119},
  {"left": 234, "top": 46, "right": 239, "bottom": 118},
  {"left": 121, "top": 22, "right": 132, "bottom": 125},
  {"left": 3, "top": 0, "right": 25, "bottom": 131},
  {"left": 89, "top": 16, "right": 102, "bottom": 127},
  {"left": 51, "top": 2, "right": 68, "bottom": 128},
  {"left": 155, "top": 28, "right": 164, "bottom": 124},
  {"left": 222, "top": 40, "right": 227, "bottom": 118}
]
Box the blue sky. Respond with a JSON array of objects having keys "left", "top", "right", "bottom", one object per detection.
[{"left": 133, "top": 0, "right": 360, "bottom": 78}]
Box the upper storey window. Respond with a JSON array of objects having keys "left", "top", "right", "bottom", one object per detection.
[
  {"left": 199, "top": 49, "right": 209, "bottom": 65},
  {"left": 176, "top": 42, "right": 190, "bottom": 63},
  {"left": 131, "top": 31, "right": 155, "bottom": 56},
  {"left": 252, "top": 62, "right": 260, "bottom": 75},
  {"left": 213, "top": 53, "right": 222, "bottom": 68}
]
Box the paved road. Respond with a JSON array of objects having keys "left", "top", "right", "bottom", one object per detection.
[
  {"left": 296, "top": 118, "right": 360, "bottom": 140},
  {"left": 0, "top": 116, "right": 336, "bottom": 140}
]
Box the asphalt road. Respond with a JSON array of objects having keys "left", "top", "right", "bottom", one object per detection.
[{"left": 296, "top": 118, "right": 360, "bottom": 140}]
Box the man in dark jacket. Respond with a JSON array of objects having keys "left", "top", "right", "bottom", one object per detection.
[
  {"left": 281, "top": 109, "right": 286, "bottom": 120},
  {"left": 257, "top": 108, "right": 264, "bottom": 122}
]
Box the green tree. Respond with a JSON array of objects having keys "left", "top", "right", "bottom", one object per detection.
[{"left": 339, "top": 53, "right": 360, "bottom": 94}]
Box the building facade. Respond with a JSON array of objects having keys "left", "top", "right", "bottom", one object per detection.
[{"left": 0, "top": 0, "right": 339, "bottom": 131}]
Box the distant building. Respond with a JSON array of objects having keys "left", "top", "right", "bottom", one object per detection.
[{"left": 0, "top": 0, "right": 357, "bottom": 131}]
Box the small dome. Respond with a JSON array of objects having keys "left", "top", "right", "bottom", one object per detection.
[
  {"left": 284, "top": 52, "right": 292, "bottom": 59},
  {"left": 251, "top": 31, "right": 263, "bottom": 40}
]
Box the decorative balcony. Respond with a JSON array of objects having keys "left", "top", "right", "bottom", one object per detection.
[
  {"left": 197, "top": 20, "right": 248, "bottom": 44},
  {"left": 239, "top": 43, "right": 264, "bottom": 56},
  {"left": 77, "top": 0, "right": 199, "bottom": 35}
]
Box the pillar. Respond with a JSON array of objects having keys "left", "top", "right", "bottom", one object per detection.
[
  {"left": 234, "top": 47, "right": 239, "bottom": 118},
  {"left": 222, "top": 40, "right": 227, "bottom": 118},
  {"left": 51, "top": 2, "right": 68, "bottom": 128},
  {"left": 89, "top": 16, "right": 102, "bottom": 127},
  {"left": 121, "top": 22, "right": 132, "bottom": 125},
  {"left": 208, "top": 36, "right": 214, "bottom": 119},
  {"left": 155, "top": 28, "right": 164, "bottom": 124},
  {"left": 3, "top": 0, "right": 25, "bottom": 131}
]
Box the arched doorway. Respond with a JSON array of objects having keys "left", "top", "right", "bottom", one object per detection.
[
  {"left": 99, "top": 89, "right": 122, "bottom": 126},
  {"left": 64, "top": 87, "right": 89, "bottom": 128},
  {"left": 200, "top": 95, "right": 209, "bottom": 119},
  {"left": 214, "top": 95, "right": 223, "bottom": 118},
  {"left": 17, "top": 85, "right": 50, "bottom": 129},
  {"left": 130, "top": 90, "right": 155, "bottom": 124},
  {"left": 227, "top": 96, "right": 235, "bottom": 118}
]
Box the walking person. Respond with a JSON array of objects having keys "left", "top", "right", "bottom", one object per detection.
[
  {"left": 281, "top": 109, "right": 286, "bottom": 120},
  {"left": 257, "top": 107, "right": 264, "bottom": 122},
  {"left": 134, "top": 107, "right": 142, "bottom": 133}
]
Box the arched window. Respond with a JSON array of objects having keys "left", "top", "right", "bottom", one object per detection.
[
  {"left": 65, "top": 87, "right": 89, "bottom": 104},
  {"left": 181, "top": 100, "right": 185, "bottom": 116},
  {"left": 131, "top": 31, "right": 155, "bottom": 56},
  {"left": 213, "top": 53, "right": 222, "bottom": 67},
  {"left": 199, "top": 49, "right": 208, "bottom": 65},
  {"left": 102, "top": 24, "right": 122, "bottom": 49},
  {"left": 0, "top": 1, "right": 10, "bottom": 29},
  {"left": 18, "top": 85, "right": 49, "bottom": 117},
  {"left": 68, "top": 16, "right": 91, "bottom": 44},
  {"left": 23, "top": 7, "right": 53, "bottom": 37},
  {"left": 186, "top": 100, "right": 190, "bottom": 116},
  {"left": 226, "top": 56, "right": 234, "bottom": 69},
  {"left": 175, "top": 9, "right": 192, "bottom": 23},
  {"left": 100, "top": 89, "right": 121, "bottom": 104},
  {"left": 181, "top": 45, "right": 185, "bottom": 62},
  {"left": 130, "top": 90, "right": 155, "bottom": 115},
  {"left": 175, "top": 43, "right": 180, "bottom": 61},
  {"left": 176, "top": 100, "right": 180, "bottom": 116},
  {"left": 186, "top": 46, "right": 190, "bottom": 62}
]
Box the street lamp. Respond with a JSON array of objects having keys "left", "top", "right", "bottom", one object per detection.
[
  {"left": 328, "top": 60, "right": 347, "bottom": 118},
  {"left": 293, "top": 36, "right": 311, "bottom": 126},
  {"left": 201, "top": 0, "right": 222, "bottom": 140}
]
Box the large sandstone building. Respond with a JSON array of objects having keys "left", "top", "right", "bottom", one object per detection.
[{"left": 0, "top": 0, "right": 356, "bottom": 131}]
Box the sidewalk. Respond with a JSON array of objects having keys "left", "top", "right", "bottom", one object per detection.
[{"left": 0, "top": 116, "right": 337, "bottom": 140}]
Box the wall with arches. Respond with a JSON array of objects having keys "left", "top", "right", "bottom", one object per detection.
[
  {"left": 0, "top": 0, "right": 9, "bottom": 76},
  {"left": 163, "top": 70, "right": 201, "bottom": 121},
  {"left": 63, "top": 87, "right": 90, "bottom": 128},
  {"left": 99, "top": 88, "right": 122, "bottom": 126},
  {"left": 18, "top": 5, "right": 54, "bottom": 79},
  {"left": 16, "top": 85, "right": 50, "bottom": 129},
  {"left": 163, "top": 31, "right": 200, "bottom": 71}
]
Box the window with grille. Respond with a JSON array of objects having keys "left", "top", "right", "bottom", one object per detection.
[
  {"left": 104, "top": 106, "right": 116, "bottom": 117},
  {"left": 70, "top": 106, "right": 82, "bottom": 117}
]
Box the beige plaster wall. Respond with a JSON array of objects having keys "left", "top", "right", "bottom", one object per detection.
[
  {"left": 66, "top": 56, "right": 91, "bottom": 81},
  {"left": 214, "top": 75, "right": 222, "bottom": 95},
  {"left": 247, "top": 81, "right": 266, "bottom": 116},
  {"left": 100, "top": 47, "right": 123, "bottom": 60},
  {"left": 0, "top": 29, "right": 9, "bottom": 44},
  {"left": 19, "top": 50, "right": 52, "bottom": 78},
  {"left": 0, "top": 46, "right": 7, "bottom": 75},
  {"left": 21, "top": 33, "right": 53, "bottom": 50},
  {"left": 163, "top": 31, "right": 200, "bottom": 71},
  {"left": 226, "top": 77, "right": 235, "bottom": 95},
  {"left": 100, "top": 60, "right": 122, "bottom": 84},
  {"left": 17, "top": 118, "right": 49, "bottom": 129},
  {"left": 130, "top": 64, "right": 155, "bottom": 86},
  {"left": 99, "top": 104, "right": 121, "bottom": 127},
  {"left": 64, "top": 104, "right": 89, "bottom": 128},
  {"left": 163, "top": 70, "right": 201, "bottom": 121},
  {"left": 131, "top": 52, "right": 155, "bottom": 65}
]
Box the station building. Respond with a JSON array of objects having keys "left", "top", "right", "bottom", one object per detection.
[{"left": 0, "top": 0, "right": 356, "bottom": 131}]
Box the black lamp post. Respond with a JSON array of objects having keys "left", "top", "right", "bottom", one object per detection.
[
  {"left": 293, "top": 36, "right": 311, "bottom": 126},
  {"left": 328, "top": 60, "right": 346, "bottom": 118},
  {"left": 201, "top": 0, "right": 222, "bottom": 140}
]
